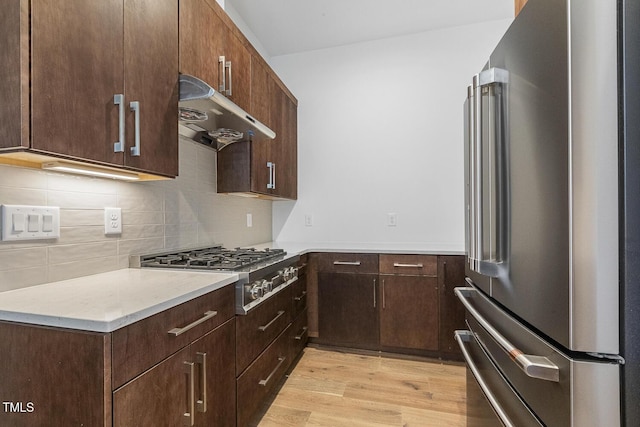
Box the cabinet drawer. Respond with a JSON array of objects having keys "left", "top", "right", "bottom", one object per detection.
[
  {"left": 237, "top": 323, "right": 291, "bottom": 427},
  {"left": 112, "top": 284, "right": 235, "bottom": 389},
  {"left": 236, "top": 285, "right": 292, "bottom": 375},
  {"left": 316, "top": 252, "right": 378, "bottom": 274},
  {"left": 379, "top": 254, "right": 437, "bottom": 276}
]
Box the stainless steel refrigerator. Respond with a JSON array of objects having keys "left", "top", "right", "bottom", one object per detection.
[{"left": 457, "top": 0, "right": 640, "bottom": 425}]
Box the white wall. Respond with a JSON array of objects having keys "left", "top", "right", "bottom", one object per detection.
[{"left": 270, "top": 19, "right": 512, "bottom": 251}]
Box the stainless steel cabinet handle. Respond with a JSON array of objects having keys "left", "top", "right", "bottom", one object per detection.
[
  {"left": 168, "top": 310, "right": 218, "bottom": 336},
  {"left": 294, "top": 326, "right": 308, "bottom": 340},
  {"left": 130, "top": 101, "right": 141, "bottom": 156},
  {"left": 382, "top": 279, "right": 386, "bottom": 309},
  {"left": 333, "top": 261, "right": 361, "bottom": 266},
  {"left": 455, "top": 330, "right": 516, "bottom": 427},
  {"left": 455, "top": 287, "right": 560, "bottom": 382},
  {"left": 272, "top": 162, "right": 276, "bottom": 189},
  {"left": 226, "top": 59, "right": 232, "bottom": 96},
  {"left": 114, "top": 94, "right": 125, "bottom": 153},
  {"left": 219, "top": 55, "right": 226, "bottom": 93},
  {"left": 373, "top": 278, "right": 377, "bottom": 308},
  {"left": 183, "top": 361, "right": 195, "bottom": 426},
  {"left": 196, "top": 352, "right": 207, "bottom": 413},
  {"left": 258, "top": 310, "right": 285, "bottom": 331},
  {"left": 267, "top": 162, "right": 274, "bottom": 189},
  {"left": 259, "top": 356, "right": 286, "bottom": 386},
  {"left": 294, "top": 290, "right": 307, "bottom": 301},
  {"left": 393, "top": 263, "right": 423, "bottom": 268}
]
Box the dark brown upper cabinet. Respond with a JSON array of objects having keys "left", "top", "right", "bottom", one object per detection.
[{"left": 0, "top": 0, "right": 179, "bottom": 178}]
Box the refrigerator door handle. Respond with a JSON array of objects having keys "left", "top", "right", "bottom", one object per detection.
[
  {"left": 455, "top": 330, "right": 517, "bottom": 427},
  {"left": 468, "top": 68, "right": 509, "bottom": 278},
  {"left": 456, "top": 286, "right": 560, "bottom": 382}
]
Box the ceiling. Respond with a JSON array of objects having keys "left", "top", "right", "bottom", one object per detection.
[{"left": 225, "top": 0, "right": 515, "bottom": 57}]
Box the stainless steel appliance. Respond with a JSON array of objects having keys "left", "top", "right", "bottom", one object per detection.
[
  {"left": 458, "top": 0, "right": 640, "bottom": 425},
  {"left": 178, "top": 74, "right": 276, "bottom": 151},
  {"left": 131, "top": 246, "right": 299, "bottom": 314}
]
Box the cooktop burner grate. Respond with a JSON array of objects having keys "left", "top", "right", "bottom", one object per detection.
[{"left": 138, "top": 246, "right": 286, "bottom": 271}]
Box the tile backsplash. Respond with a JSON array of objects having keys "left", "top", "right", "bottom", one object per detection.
[{"left": 0, "top": 139, "right": 272, "bottom": 292}]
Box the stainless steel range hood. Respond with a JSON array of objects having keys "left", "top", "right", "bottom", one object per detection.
[{"left": 178, "top": 74, "right": 275, "bottom": 150}]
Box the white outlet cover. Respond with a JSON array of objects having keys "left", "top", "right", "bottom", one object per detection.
[{"left": 104, "top": 207, "right": 122, "bottom": 235}]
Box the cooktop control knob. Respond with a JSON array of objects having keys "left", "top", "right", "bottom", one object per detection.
[{"left": 249, "top": 280, "right": 265, "bottom": 300}]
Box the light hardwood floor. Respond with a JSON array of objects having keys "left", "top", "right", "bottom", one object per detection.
[{"left": 256, "top": 347, "right": 467, "bottom": 427}]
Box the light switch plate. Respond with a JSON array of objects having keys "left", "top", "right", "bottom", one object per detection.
[
  {"left": 1, "top": 205, "right": 60, "bottom": 241},
  {"left": 104, "top": 207, "right": 122, "bottom": 235}
]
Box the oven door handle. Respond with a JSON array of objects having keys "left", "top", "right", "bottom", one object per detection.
[
  {"left": 455, "top": 287, "right": 560, "bottom": 382},
  {"left": 455, "top": 330, "right": 517, "bottom": 427}
]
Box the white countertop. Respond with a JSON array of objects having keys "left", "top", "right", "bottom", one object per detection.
[
  {"left": 0, "top": 269, "right": 238, "bottom": 333},
  {"left": 253, "top": 241, "right": 465, "bottom": 256}
]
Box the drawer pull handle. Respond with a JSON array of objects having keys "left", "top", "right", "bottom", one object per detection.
[
  {"left": 168, "top": 311, "right": 218, "bottom": 336},
  {"left": 258, "top": 356, "right": 286, "bottom": 386},
  {"left": 258, "top": 310, "right": 285, "bottom": 332},
  {"left": 295, "top": 326, "right": 308, "bottom": 340},
  {"left": 393, "top": 263, "right": 424, "bottom": 268},
  {"left": 196, "top": 352, "right": 207, "bottom": 413},
  {"left": 333, "top": 261, "right": 361, "bottom": 266},
  {"left": 294, "top": 290, "right": 307, "bottom": 301},
  {"left": 455, "top": 331, "right": 516, "bottom": 427},
  {"left": 183, "top": 361, "right": 195, "bottom": 426},
  {"left": 455, "top": 286, "right": 560, "bottom": 382}
]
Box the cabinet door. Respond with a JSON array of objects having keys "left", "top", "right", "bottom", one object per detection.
[
  {"left": 317, "top": 272, "right": 379, "bottom": 349},
  {"left": 380, "top": 275, "right": 439, "bottom": 351},
  {"left": 31, "top": 0, "right": 124, "bottom": 165},
  {"left": 0, "top": 322, "right": 110, "bottom": 427},
  {"left": 438, "top": 255, "right": 466, "bottom": 357},
  {"left": 224, "top": 31, "right": 251, "bottom": 111},
  {"left": 249, "top": 58, "right": 273, "bottom": 195},
  {"left": 123, "top": 0, "right": 178, "bottom": 176},
  {"left": 179, "top": 0, "right": 224, "bottom": 89},
  {"left": 269, "top": 80, "right": 298, "bottom": 200},
  {"left": 113, "top": 346, "right": 191, "bottom": 427},
  {"left": 191, "top": 319, "right": 236, "bottom": 427}
]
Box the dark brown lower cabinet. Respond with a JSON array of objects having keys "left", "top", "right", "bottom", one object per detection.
[
  {"left": 0, "top": 322, "right": 111, "bottom": 427},
  {"left": 311, "top": 252, "right": 465, "bottom": 360},
  {"left": 317, "top": 272, "right": 379, "bottom": 350},
  {"left": 438, "top": 255, "right": 466, "bottom": 358},
  {"left": 113, "top": 318, "right": 236, "bottom": 426},
  {"left": 237, "top": 324, "right": 292, "bottom": 427},
  {"left": 0, "top": 285, "right": 237, "bottom": 427},
  {"left": 379, "top": 275, "right": 439, "bottom": 351}
]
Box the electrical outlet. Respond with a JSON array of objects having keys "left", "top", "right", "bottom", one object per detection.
[
  {"left": 104, "top": 207, "right": 122, "bottom": 235},
  {"left": 304, "top": 214, "right": 313, "bottom": 227},
  {"left": 387, "top": 213, "right": 398, "bottom": 227},
  {"left": 246, "top": 213, "right": 253, "bottom": 227}
]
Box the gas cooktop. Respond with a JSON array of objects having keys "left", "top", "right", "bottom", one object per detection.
[{"left": 134, "top": 246, "right": 287, "bottom": 272}]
